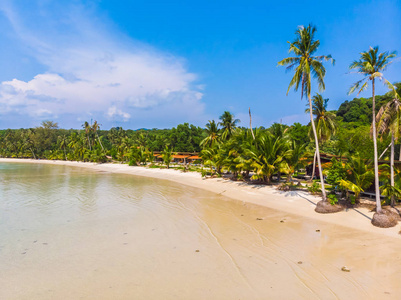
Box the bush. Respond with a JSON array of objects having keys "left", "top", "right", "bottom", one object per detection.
[
  {"left": 201, "top": 169, "right": 209, "bottom": 177},
  {"left": 307, "top": 182, "right": 321, "bottom": 195},
  {"left": 327, "top": 193, "right": 338, "bottom": 205},
  {"left": 349, "top": 195, "right": 356, "bottom": 205},
  {"left": 326, "top": 158, "right": 346, "bottom": 188}
]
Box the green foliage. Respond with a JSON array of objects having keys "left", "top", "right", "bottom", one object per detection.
[
  {"left": 307, "top": 182, "right": 321, "bottom": 194},
  {"left": 288, "top": 122, "right": 310, "bottom": 145},
  {"left": 327, "top": 193, "right": 338, "bottom": 205},
  {"left": 161, "top": 145, "right": 174, "bottom": 169},
  {"left": 200, "top": 169, "right": 209, "bottom": 178},
  {"left": 380, "top": 183, "right": 401, "bottom": 203},
  {"left": 326, "top": 158, "right": 346, "bottom": 188}
]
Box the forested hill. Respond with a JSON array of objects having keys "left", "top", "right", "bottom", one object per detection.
[{"left": 335, "top": 82, "right": 401, "bottom": 126}]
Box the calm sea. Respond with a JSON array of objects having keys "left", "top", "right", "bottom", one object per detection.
[{"left": 1, "top": 162, "right": 397, "bottom": 299}]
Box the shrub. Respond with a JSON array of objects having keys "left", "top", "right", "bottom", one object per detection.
[
  {"left": 327, "top": 193, "right": 338, "bottom": 205},
  {"left": 326, "top": 158, "right": 346, "bottom": 188},
  {"left": 349, "top": 195, "right": 356, "bottom": 205},
  {"left": 307, "top": 182, "right": 321, "bottom": 195},
  {"left": 201, "top": 169, "right": 208, "bottom": 178}
]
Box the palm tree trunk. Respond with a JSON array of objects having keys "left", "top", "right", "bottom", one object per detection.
[
  {"left": 310, "top": 150, "right": 317, "bottom": 181},
  {"left": 97, "top": 133, "right": 104, "bottom": 151},
  {"left": 30, "top": 148, "right": 36, "bottom": 159},
  {"left": 308, "top": 94, "right": 326, "bottom": 201},
  {"left": 391, "top": 133, "right": 395, "bottom": 206},
  {"left": 372, "top": 79, "right": 382, "bottom": 213},
  {"left": 249, "top": 107, "right": 255, "bottom": 140},
  {"left": 399, "top": 144, "right": 401, "bottom": 161}
]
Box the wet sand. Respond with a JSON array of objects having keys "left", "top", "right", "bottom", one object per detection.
[{"left": 1, "top": 158, "right": 401, "bottom": 299}]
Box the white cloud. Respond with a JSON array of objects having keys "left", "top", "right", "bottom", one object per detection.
[
  {"left": 0, "top": 0, "right": 205, "bottom": 128},
  {"left": 107, "top": 106, "right": 130, "bottom": 121}
]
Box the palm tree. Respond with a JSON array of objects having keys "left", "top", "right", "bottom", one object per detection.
[
  {"left": 161, "top": 145, "right": 174, "bottom": 169},
  {"left": 306, "top": 93, "right": 337, "bottom": 180},
  {"left": 348, "top": 46, "right": 397, "bottom": 214},
  {"left": 339, "top": 155, "right": 375, "bottom": 203},
  {"left": 278, "top": 24, "right": 334, "bottom": 202},
  {"left": 376, "top": 90, "right": 401, "bottom": 206},
  {"left": 200, "top": 120, "right": 220, "bottom": 148},
  {"left": 92, "top": 121, "right": 104, "bottom": 151},
  {"left": 22, "top": 129, "right": 36, "bottom": 159},
  {"left": 58, "top": 134, "right": 69, "bottom": 160},
  {"left": 285, "top": 141, "right": 306, "bottom": 182},
  {"left": 246, "top": 132, "right": 290, "bottom": 184},
  {"left": 307, "top": 94, "right": 337, "bottom": 142},
  {"left": 218, "top": 111, "right": 240, "bottom": 140},
  {"left": 201, "top": 144, "right": 225, "bottom": 176},
  {"left": 82, "top": 121, "right": 92, "bottom": 151}
]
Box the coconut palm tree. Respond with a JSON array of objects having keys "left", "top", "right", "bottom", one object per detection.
[
  {"left": 200, "top": 120, "right": 220, "bottom": 148},
  {"left": 201, "top": 144, "right": 225, "bottom": 176},
  {"left": 22, "top": 129, "right": 36, "bottom": 159},
  {"left": 246, "top": 132, "right": 291, "bottom": 184},
  {"left": 82, "top": 121, "right": 92, "bottom": 151},
  {"left": 307, "top": 94, "right": 337, "bottom": 142},
  {"left": 92, "top": 121, "right": 104, "bottom": 151},
  {"left": 285, "top": 141, "right": 306, "bottom": 182},
  {"left": 306, "top": 93, "right": 337, "bottom": 180},
  {"left": 58, "top": 134, "right": 69, "bottom": 160},
  {"left": 161, "top": 145, "right": 174, "bottom": 169},
  {"left": 348, "top": 46, "right": 397, "bottom": 214},
  {"left": 278, "top": 24, "right": 334, "bottom": 202},
  {"left": 339, "top": 155, "right": 375, "bottom": 203},
  {"left": 376, "top": 90, "right": 401, "bottom": 206},
  {"left": 218, "top": 111, "right": 240, "bottom": 141}
]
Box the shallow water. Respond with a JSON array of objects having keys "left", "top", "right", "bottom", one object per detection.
[{"left": 1, "top": 162, "right": 400, "bottom": 299}]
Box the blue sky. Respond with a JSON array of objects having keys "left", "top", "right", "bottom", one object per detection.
[{"left": 0, "top": 0, "right": 400, "bottom": 129}]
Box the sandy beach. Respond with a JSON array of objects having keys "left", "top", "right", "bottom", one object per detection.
[{"left": 2, "top": 158, "right": 401, "bottom": 299}]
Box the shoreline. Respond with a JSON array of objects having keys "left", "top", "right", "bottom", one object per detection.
[{"left": 1, "top": 157, "right": 400, "bottom": 238}]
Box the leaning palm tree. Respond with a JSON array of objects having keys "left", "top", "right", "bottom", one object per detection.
[
  {"left": 348, "top": 46, "right": 397, "bottom": 218},
  {"left": 307, "top": 94, "right": 337, "bottom": 142},
  {"left": 278, "top": 24, "right": 334, "bottom": 206},
  {"left": 218, "top": 111, "right": 240, "bottom": 141},
  {"left": 306, "top": 93, "right": 337, "bottom": 180}
]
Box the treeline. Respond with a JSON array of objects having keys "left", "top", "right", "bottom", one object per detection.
[
  {"left": 0, "top": 89, "right": 400, "bottom": 206},
  {"left": 0, "top": 90, "right": 399, "bottom": 164},
  {"left": 0, "top": 121, "right": 205, "bottom": 162}
]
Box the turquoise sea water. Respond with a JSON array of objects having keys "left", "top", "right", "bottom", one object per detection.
[{"left": 1, "top": 162, "right": 400, "bottom": 299}]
